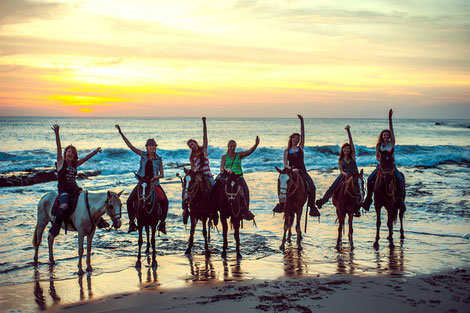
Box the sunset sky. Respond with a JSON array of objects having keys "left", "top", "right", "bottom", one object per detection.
[{"left": 0, "top": 0, "right": 469, "bottom": 118}]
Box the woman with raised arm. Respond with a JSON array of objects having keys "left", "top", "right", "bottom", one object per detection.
[
  {"left": 115, "top": 125, "right": 168, "bottom": 234},
  {"left": 316, "top": 125, "right": 361, "bottom": 216},
  {"left": 219, "top": 136, "right": 260, "bottom": 220},
  {"left": 362, "top": 109, "right": 406, "bottom": 211},
  {"left": 273, "top": 115, "right": 320, "bottom": 217},
  {"left": 49, "top": 124, "right": 102, "bottom": 237}
]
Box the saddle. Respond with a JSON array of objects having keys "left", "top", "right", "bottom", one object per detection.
[{"left": 52, "top": 188, "right": 82, "bottom": 217}]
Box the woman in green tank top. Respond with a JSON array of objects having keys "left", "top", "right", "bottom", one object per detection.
[{"left": 220, "top": 136, "right": 260, "bottom": 220}]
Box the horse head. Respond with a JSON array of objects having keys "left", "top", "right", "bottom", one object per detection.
[
  {"left": 135, "top": 174, "right": 155, "bottom": 213},
  {"left": 378, "top": 148, "right": 395, "bottom": 171},
  {"left": 182, "top": 168, "right": 205, "bottom": 204},
  {"left": 106, "top": 190, "right": 123, "bottom": 229},
  {"left": 276, "top": 166, "right": 293, "bottom": 204},
  {"left": 344, "top": 169, "right": 365, "bottom": 204},
  {"left": 225, "top": 171, "right": 243, "bottom": 202}
]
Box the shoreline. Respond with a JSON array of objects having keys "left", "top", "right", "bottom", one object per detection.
[{"left": 43, "top": 266, "right": 469, "bottom": 313}]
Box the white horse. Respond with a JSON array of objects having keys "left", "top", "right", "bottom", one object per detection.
[{"left": 33, "top": 190, "right": 123, "bottom": 275}]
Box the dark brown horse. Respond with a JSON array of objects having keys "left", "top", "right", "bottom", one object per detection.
[
  {"left": 215, "top": 170, "right": 245, "bottom": 259},
  {"left": 181, "top": 169, "right": 212, "bottom": 255},
  {"left": 373, "top": 149, "right": 405, "bottom": 249},
  {"left": 134, "top": 174, "right": 161, "bottom": 269},
  {"left": 276, "top": 167, "right": 307, "bottom": 250},
  {"left": 332, "top": 170, "right": 364, "bottom": 249}
]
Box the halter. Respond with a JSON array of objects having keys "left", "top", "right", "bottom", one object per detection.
[
  {"left": 377, "top": 164, "right": 396, "bottom": 198},
  {"left": 183, "top": 173, "right": 204, "bottom": 201},
  {"left": 278, "top": 171, "right": 301, "bottom": 198},
  {"left": 137, "top": 182, "right": 157, "bottom": 214},
  {"left": 105, "top": 193, "right": 122, "bottom": 220},
  {"left": 344, "top": 175, "right": 364, "bottom": 203},
  {"left": 224, "top": 178, "right": 243, "bottom": 217}
]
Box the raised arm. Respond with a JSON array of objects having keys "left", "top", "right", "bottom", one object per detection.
[
  {"left": 283, "top": 149, "right": 289, "bottom": 169},
  {"left": 115, "top": 124, "right": 143, "bottom": 156},
  {"left": 202, "top": 117, "right": 208, "bottom": 153},
  {"left": 345, "top": 125, "right": 356, "bottom": 159},
  {"left": 52, "top": 124, "right": 64, "bottom": 170},
  {"left": 238, "top": 136, "right": 260, "bottom": 158},
  {"left": 389, "top": 109, "right": 396, "bottom": 147},
  {"left": 298, "top": 114, "right": 305, "bottom": 149},
  {"left": 78, "top": 147, "right": 102, "bottom": 167}
]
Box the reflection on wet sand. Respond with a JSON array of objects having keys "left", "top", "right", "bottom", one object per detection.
[
  {"left": 375, "top": 240, "right": 406, "bottom": 276},
  {"left": 186, "top": 255, "right": 216, "bottom": 282},
  {"left": 136, "top": 256, "right": 159, "bottom": 290},
  {"left": 34, "top": 266, "right": 93, "bottom": 311},
  {"left": 223, "top": 259, "right": 244, "bottom": 281},
  {"left": 283, "top": 247, "right": 307, "bottom": 277},
  {"left": 335, "top": 247, "right": 356, "bottom": 275}
]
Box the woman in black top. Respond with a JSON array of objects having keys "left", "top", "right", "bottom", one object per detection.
[
  {"left": 49, "top": 124, "right": 102, "bottom": 237},
  {"left": 273, "top": 115, "right": 320, "bottom": 217}
]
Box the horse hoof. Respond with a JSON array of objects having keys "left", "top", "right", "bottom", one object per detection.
[
  {"left": 298, "top": 245, "right": 303, "bottom": 251},
  {"left": 185, "top": 249, "right": 191, "bottom": 255},
  {"left": 135, "top": 261, "right": 141, "bottom": 268},
  {"left": 400, "top": 234, "right": 405, "bottom": 240},
  {"left": 205, "top": 250, "right": 211, "bottom": 257},
  {"left": 78, "top": 269, "right": 84, "bottom": 276},
  {"left": 145, "top": 249, "right": 150, "bottom": 254},
  {"left": 151, "top": 261, "right": 158, "bottom": 269},
  {"left": 236, "top": 253, "right": 242, "bottom": 260},
  {"left": 279, "top": 245, "right": 285, "bottom": 250},
  {"left": 389, "top": 243, "right": 395, "bottom": 250},
  {"left": 373, "top": 242, "right": 379, "bottom": 250},
  {"left": 335, "top": 245, "right": 340, "bottom": 250},
  {"left": 221, "top": 251, "right": 227, "bottom": 259},
  {"left": 86, "top": 266, "right": 93, "bottom": 272},
  {"left": 49, "top": 260, "right": 56, "bottom": 265}
]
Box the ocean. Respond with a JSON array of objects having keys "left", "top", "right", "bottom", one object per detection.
[{"left": 0, "top": 116, "right": 469, "bottom": 311}]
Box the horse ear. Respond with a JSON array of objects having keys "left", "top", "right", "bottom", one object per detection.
[
  {"left": 236, "top": 173, "right": 243, "bottom": 178},
  {"left": 275, "top": 166, "right": 282, "bottom": 173},
  {"left": 117, "top": 190, "right": 124, "bottom": 198},
  {"left": 184, "top": 168, "right": 189, "bottom": 174},
  {"left": 360, "top": 169, "right": 364, "bottom": 175},
  {"left": 107, "top": 190, "right": 111, "bottom": 198}
]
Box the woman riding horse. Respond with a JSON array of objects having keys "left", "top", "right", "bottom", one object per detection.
[
  {"left": 217, "top": 137, "right": 260, "bottom": 220},
  {"left": 115, "top": 125, "right": 168, "bottom": 234},
  {"left": 49, "top": 124, "right": 102, "bottom": 237},
  {"left": 183, "top": 117, "right": 214, "bottom": 223},
  {"left": 273, "top": 114, "right": 320, "bottom": 217},
  {"left": 362, "top": 109, "right": 406, "bottom": 212},
  {"left": 316, "top": 125, "right": 362, "bottom": 217}
]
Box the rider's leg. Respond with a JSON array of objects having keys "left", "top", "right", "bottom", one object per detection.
[
  {"left": 305, "top": 173, "right": 320, "bottom": 217},
  {"left": 316, "top": 175, "right": 342, "bottom": 209},
  {"left": 49, "top": 192, "right": 70, "bottom": 237},
  {"left": 362, "top": 167, "right": 378, "bottom": 211},
  {"left": 127, "top": 186, "right": 138, "bottom": 233},
  {"left": 240, "top": 177, "right": 254, "bottom": 220},
  {"left": 395, "top": 168, "right": 406, "bottom": 211},
  {"left": 156, "top": 185, "right": 168, "bottom": 234}
]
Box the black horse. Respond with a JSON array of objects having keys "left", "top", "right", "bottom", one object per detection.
[
  {"left": 215, "top": 170, "right": 245, "bottom": 259},
  {"left": 134, "top": 174, "right": 161, "bottom": 268},
  {"left": 373, "top": 149, "right": 406, "bottom": 249},
  {"left": 181, "top": 169, "right": 212, "bottom": 256}
]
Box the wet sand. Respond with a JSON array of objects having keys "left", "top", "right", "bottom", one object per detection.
[{"left": 43, "top": 267, "right": 470, "bottom": 313}]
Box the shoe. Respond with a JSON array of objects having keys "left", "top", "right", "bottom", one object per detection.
[
  {"left": 362, "top": 195, "right": 372, "bottom": 211},
  {"left": 127, "top": 222, "right": 138, "bottom": 233},
  {"left": 309, "top": 205, "right": 320, "bottom": 217},
  {"left": 315, "top": 199, "right": 325, "bottom": 209},
  {"left": 244, "top": 211, "right": 255, "bottom": 221},
  {"left": 182, "top": 208, "right": 189, "bottom": 225},
  {"left": 354, "top": 209, "right": 361, "bottom": 217},
  {"left": 157, "top": 221, "right": 166, "bottom": 234},
  {"left": 49, "top": 224, "right": 61, "bottom": 237},
  {"left": 273, "top": 203, "right": 284, "bottom": 213}
]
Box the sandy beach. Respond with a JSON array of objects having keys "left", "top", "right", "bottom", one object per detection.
[{"left": 43, "top": 267, "right": 469, "bottom": 313}]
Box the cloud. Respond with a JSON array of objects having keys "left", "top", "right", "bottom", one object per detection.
[{"left": 0, "top": 0, "right": 66, "bottom": 26}]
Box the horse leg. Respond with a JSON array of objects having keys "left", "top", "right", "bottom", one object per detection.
[
  {"left": 145, "top": 225, "right": 150, "bottom": 254},
  {"left": 295, "top": 211, "right": 302, "bottom": 250},
  {"left": 348, "top": 212, "right": 354, "bottom": 250},
  {"left": 280, "top": 216, "right": 289, "bottom": 250},
  {"left": 202, "top": 219, "right": 211, "bottom": 256},
  {"left": 47, "top": 234, "right": 56, "bottom": 265},
  {"left": 185, "top": 218, "right": 197, "bottom": 255},
  {"left": 373, "top": 205, "right": 381, "bottom": 250},
  {"left": 234, "top": 220, "right": 242, "bottom": 259},
  {"left": 136, "top": 226, "right": 143, "bottom": 268},
  {"left": 387, "top": 207, "right": 395, "bottom": 249},
  {"left": 77, "top": 234, "right": 85, "bottom": 275},
  {"left": 33, "top": 222, "right": 48, "bottom": 266},
  {"left": 221, "top": 217, "right": 228, "bottom": 259},
  {"left": 336, "top": 211, "right": 344, "bottom": 250},
  {"left": 151, "top": 226, "right": 157, "bottom": 268},
  {"left": 399, "top": 206, "right": 405, "bottom": 240},
  {"left": 86, "top": 231, "right": 95, "bottom": 272}
]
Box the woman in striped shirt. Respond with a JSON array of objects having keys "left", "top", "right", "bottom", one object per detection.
[{"left": 220, "top": 136, "right": 260, "bottom": 220}]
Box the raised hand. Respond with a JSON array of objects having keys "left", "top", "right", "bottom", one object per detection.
[
  {"left": 389, "top": 109, "right": 393, "bottom": 119},
  {"left": 115, "top": 124, "right": 122, "bottom": 133},
  {"left": 52, "top": 124, "right": 60, "bottom": 134},
  {"left": 202, "top": 117, "right": 206, "bottom": 122},
  {"left": 297, "top": 114, "right": 303, "bottom": 120},
  {"left": 345, "top": 125, "right": 350, "bottom": 131},
  {"left": 255, "top": 136, "right": 260, "bottom": 145},
  {"left": 96, "top": 147, "right": 102, "bottom": 153}
]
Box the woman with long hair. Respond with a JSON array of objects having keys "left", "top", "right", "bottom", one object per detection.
[
  {"left": 49, "top": 124, "right": 102, "bottom": 237},
  {"left": 316, "top": 125, "right": 361, "bottom": 216},
  {"left": 273, "top": 114, "right": 320, "bottom": 217},
  {"left": 116, "top": 125, "right": 169, "bottom": 234}
]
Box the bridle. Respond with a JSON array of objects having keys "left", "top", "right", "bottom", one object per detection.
[
  {"left": 278, "top": 170, "right": 301, "bottom": 198},
  {"left": 224, "top": 176, "right": 243, "bottom": 217},
  {"left": 137, "top": 181, "right": 157, "bottom": 214}
]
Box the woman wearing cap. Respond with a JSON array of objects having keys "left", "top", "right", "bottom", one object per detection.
[{"left": 116, "top": 125, "right": 168, "bottom": 234}]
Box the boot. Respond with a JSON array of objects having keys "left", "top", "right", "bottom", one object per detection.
[
  {"left": 182, "top": 201, "right": 189, "bottom": 225},
  {"left": 354, "top": 207, "right": 361, "bottom": 217},
  {"left": 49, "top": 208, "right": 66, "bottom": 237},
  {"left": 127, "top": 220, "right": 137, "bottom": 233},
  {"left": 273, "top": 203, "right": 284, "bottom": 213},
  {"left": 362, "top": 193, "right": 372, "bottom": 211},
  {"left": 309, "top": 204, "right": 320, "bottom": 217},
  {"left": 244, "top": 210, "right": 255, "bottom": 220},
  {"left": 157, "top": 220, "right": 166, "bottom": 234},
  {"left": 315, "top": 198, "right": 326, "bottom": 209}
]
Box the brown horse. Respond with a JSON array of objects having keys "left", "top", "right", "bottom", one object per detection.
[
  {"left": 215, "top": 170, "right": 245, "bottom": 259},
  {"left": 373, "top": 149, "right": 405, "bottom": 249},
  {"left": 332, "top": 170, "right": 364, "bottom": 250},
  {"left": 181, "top": 169, "right": 212, "bottom": 255},
  {"left": 276, "top": 167, "right": 307, "bottom": 250}
]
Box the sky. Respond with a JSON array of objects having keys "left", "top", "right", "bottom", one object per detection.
[{"left": 0, "top": 0, "right": 469, "bottom": 118}]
